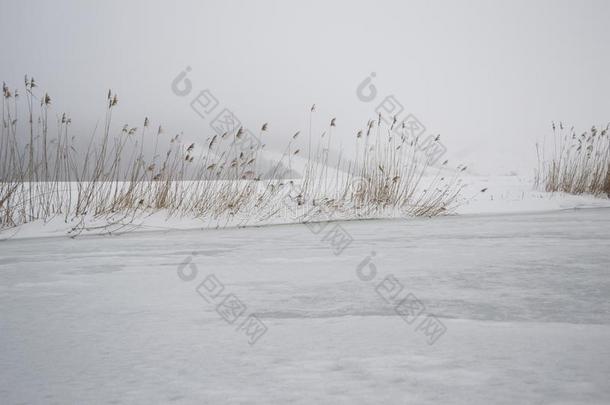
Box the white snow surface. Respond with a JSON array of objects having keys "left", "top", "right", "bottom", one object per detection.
[
  {"left": 2, "top": 175, "right": 610, "bottom": 240},
  {"left": 1, "top": 202, "right": 610, "bottom": 403}
]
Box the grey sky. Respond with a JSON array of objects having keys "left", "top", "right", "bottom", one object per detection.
[{"left": 1, "top": 0, "right": 609, "bottom": 174}]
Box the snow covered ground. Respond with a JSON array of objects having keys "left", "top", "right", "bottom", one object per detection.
[
  {"left": 1, "top": 205, "right": 609, "bottom": 404},
  {"left": 3, "top": 174, "right": 610, "bottom": 240}
]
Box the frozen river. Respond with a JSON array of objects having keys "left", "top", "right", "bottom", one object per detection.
[{"left": 1, "top": 208, "right": 609, "bottom": 404}]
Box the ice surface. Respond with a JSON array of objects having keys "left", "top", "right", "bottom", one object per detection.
[{"left": 1, "top": 208, "right": 610, "bottom": 404}]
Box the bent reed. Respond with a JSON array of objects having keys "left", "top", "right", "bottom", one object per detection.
[{"left": 1, "top": 77, "right": 465, "bottom": 235}]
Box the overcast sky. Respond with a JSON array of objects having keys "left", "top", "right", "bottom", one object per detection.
[{"left": 1, "top": 0, "right": 609, "bottom": 175}]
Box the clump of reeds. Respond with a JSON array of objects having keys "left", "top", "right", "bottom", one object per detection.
[
  {"left": 292, "top": 110, "right": 464, "bottom": 220},
  {"left": 0, "top": 76, "right": 465, "bottom": 235},
  {"left": 535, "top": 122, "right": 610, "bottom": 196}
]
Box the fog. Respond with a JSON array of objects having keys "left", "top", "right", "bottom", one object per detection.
[{"left": 1, "top": 0, "right": 609, "bottom": 175}]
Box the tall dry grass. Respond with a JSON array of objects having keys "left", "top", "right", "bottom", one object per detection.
[
  {"left": 1, "top": 77, "right": 464, "bottom": 234},
  {"left": 535, "top": 122, "right": 610, "bottom": 196}
]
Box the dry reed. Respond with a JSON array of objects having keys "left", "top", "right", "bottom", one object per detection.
[
  {"left": 0, "top": 77, "right": 465, "bottom": 235},
  {"left": 535, "top": 122, "right": 610, "bottom": 196}
]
